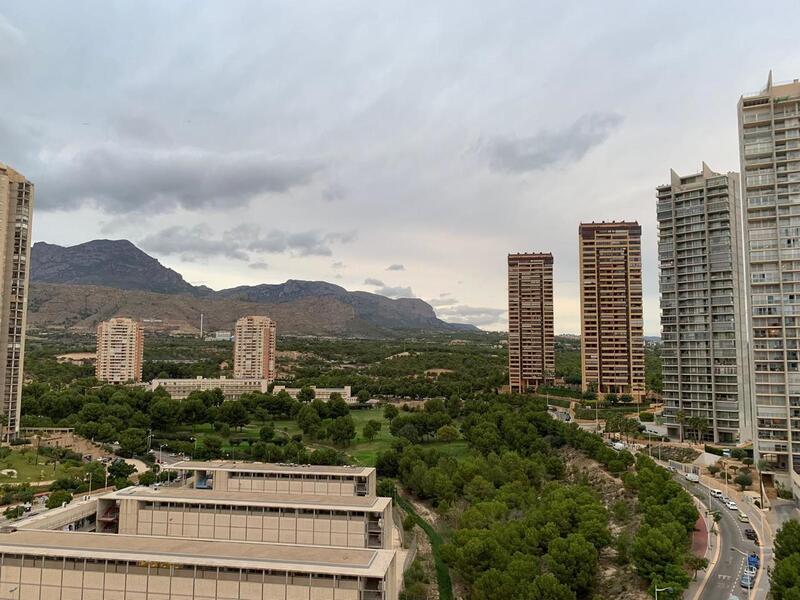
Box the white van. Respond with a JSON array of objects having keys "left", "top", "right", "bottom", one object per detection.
[
  {"left": 711, "top": 489, "right": 724, "bottom": 499},
  {"left": 737, "top": 511, "right": 749, "bottom": 523},
  {"left": 685, "top": 472, "right": 700, "bottom": 482}
]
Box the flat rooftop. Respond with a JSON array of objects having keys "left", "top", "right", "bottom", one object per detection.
[
  {"left": 164, "top": 460, "right": 374, "bottom": 477},
  {"left": 108, "top": 486, "right": 390, "bottom": 511},
  {"left": 0, "top": 530, "right": 394, "bottom": 577}
]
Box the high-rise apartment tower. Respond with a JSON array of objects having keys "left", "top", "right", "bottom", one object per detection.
[
  {"left": 657, "top": 165, "right": 751, "bottom": 443},
  {"left": 739, "top": 72, "right": 800, "bottom": 490},
  {"left": 233, "top": 316, "right": 276, "bottom": 381},
  {"left": 507, "top": 253, "right": 554, "bottom": 392},
  {"left": 0, "top": 164, "right": 33, "bottom": 438},
  {"left": 579, "top": 222, "right": 645, "bottom": 401},
  {"left": 95, "top": 318, "right": 144, "bottom": 383}
]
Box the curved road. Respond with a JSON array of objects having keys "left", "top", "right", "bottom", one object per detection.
[{"left": 676, "top": 476, "right": 771, "bottom": 600}]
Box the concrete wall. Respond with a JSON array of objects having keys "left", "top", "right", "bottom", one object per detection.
[
  {"left": 0, "top": 556, "right": 394, "bottom": 600},
  {"left": 118, "top": 499, "right": 391, "bottom": 549}
]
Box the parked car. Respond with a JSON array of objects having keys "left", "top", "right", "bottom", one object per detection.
[
  {"left": 722, "top": 495, "right": 731, "bottom": 504},
  {"left": 744, "top": 528, "right": 757, "bottom": 540},
  {"left": 711, "top": 489, "right": 724, "bottom": 499},
  {"left": 685, "top": 472, "right": 700, "bottom": 482},
  {"left": 744, "top": 565, "right": 757, "bottom": 578},
  {"left": 726, "top": 500, "right": 738, "bottom": 511},
  {"left": 748, "top": 553, "right": 760, "bottom": 569},
  {"left": 740, "top": 574, "right": 755, "bottom": 589}
]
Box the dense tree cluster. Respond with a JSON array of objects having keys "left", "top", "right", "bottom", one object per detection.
[
  {"left": 376, "top": 393, "right": 697, "bottom": 599},
  {"left": 772, "top": 519, "right": 800, "bottom": 599}
]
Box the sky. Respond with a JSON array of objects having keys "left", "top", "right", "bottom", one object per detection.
[{"left": 1, "top": 1, "right": 800, "bottom": 333}]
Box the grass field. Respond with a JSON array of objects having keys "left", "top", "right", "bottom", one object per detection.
[
  {"left": 180, "top": 406, "right": 471, "bottom": 467},
  {"left": 0, "top": 449, "right": 71, "bottom": 485}
]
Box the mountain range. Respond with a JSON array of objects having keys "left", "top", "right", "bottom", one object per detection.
[{"left": 28, "top": 240, "right": 475, "bottom": 336}]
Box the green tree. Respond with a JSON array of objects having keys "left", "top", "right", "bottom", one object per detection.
[
  {"left": 734, "top": 472, "right": 752, "bottom": 491},
  {"left": 383, "top": 404, "right": 399, "bottom": 420},
  {"left": 362, "top": 420, "right": 382, "bottom": 442},
  {"left": 46, "top": 489, "right": 73, "bottom": 509},
  {"left": 218, "top": 401, "right": 249, "bottom": 429},
  {"left": 771, "top": 553, "right": 800, "bottom": 600},
  {"left": 357, "top": 389, "right": 370, "bottom": 405},
  {"left": 298, "top": 386, "right": 316, "bottom": 403},
  {"left": 259, "top": 422, "right": 275, "bottom": 442},
  {"left": 118, "top": 428, "right": 147, "bottom": 456},
  {"left": 445, "top": 394, "right": 463, "bottom": 418},
  {"left": 775, "top": 520, "right": 800, "bottom": 560},
  {"left": 297, "top": 405, "right": 322, "bottom": 436},
  {"left": 436, "top": 424, "right": 460, "bottom": 442},
  {"left": 544, "top": 533, "right": 598, "bottom": 597},
  {"left": 179, "top": 397, "right": 208, "bottom": 428},
  {"left": 149, "top": 398, "right": 179, "bottom": 431},
  {"left": 329, "top": 416, "right": 356, "bottom": 446}
]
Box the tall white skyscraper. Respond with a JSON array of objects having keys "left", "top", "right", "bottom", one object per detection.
[
  {"left": 739, "top": 72, "right": 800, "bottom": 494},
  {"left": 657, "top": 165, "right": 751, "bottom": 444}
]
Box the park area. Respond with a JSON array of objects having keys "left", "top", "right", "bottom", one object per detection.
[{"left": 0, "top": 446, "right": 71, "bottom": 485}]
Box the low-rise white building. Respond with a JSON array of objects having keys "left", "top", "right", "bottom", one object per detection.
[
  {"left": 273, "top": 385, "right": 353, "bottom": 402},
  {"left": 150, "top": 377, "right": 270, "bottom": 400}
]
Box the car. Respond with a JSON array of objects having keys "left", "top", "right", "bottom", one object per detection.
[
  {"left": 744, "top": 529, "right": 757, "bottom": 540},
  {"left": 740, "top": 574, "right": 755, "bottom": 589},
  {"left": 738, "top": 511, "right": 749, "bottom": 523},
  {"left": 711, "top": 489, "right": 724, "bottom": 499},
  {"left": 722, "top": 495, "right": 731, "bottom": 503},
  {"left": 726, "top": 500, "right": 739, "bottom": 511},
  {"left": 685, "top": 472, "right": 700, "bottom": 482},
  {"left": 744, "top": 565, "right": 757, "bottom": 578},
  {"left": 748, "top": 553, "right": 760, "bottom": 569},
  {"left": 728, "top": 595, "right": 741, "bottom": 600}
]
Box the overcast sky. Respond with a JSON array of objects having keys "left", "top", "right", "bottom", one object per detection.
[{"left": 2, "top": 2, "right": 799, "bottom": 333}]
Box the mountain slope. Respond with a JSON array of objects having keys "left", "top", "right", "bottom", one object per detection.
[
  {"left": 31, "top": 240, "right": 201, "bottom": 295},
  {"left": 28, "top": 240, "right": 476, "bottom": 334}
]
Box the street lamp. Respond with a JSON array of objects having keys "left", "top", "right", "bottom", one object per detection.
[
  {"left": 731, "top": 547, "right": 754, "bottom": 600},
  {"left": 159, "top": 444, "right": 166, "bottom": 466},
  {"left": 655, "top": 586, "right": 672, "bottom": 599}
]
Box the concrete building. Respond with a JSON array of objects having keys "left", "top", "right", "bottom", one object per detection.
[
  {"left": 95, "top": 318, "right": 144, "bottom": 383},
  {"left": 0, "top": 529, "right": 398, "bottom": 600},
  {"left": 98, "top": 487, "right": 394, "bottom": 549},
  {"left": 0, "top": 164, "right": 33, "bottom": 438},
  {"left": 739, "top": 72, "right": 800, "bottom": 493},
  {"left": 272, "top": 386, "right": 353, "bottom": 402},
  {"left": 150, "top": 377, "right": 270, "bottom": 400},
  {"left": 579, "top": 222, "right": 645, "bottom": 401},
  {"left": 507, "top": 253, "right": 555, "bottom": 392},
  {"left": 165, "top": 461, "right": 377, "bottom": 497},
  {"left": 657, "top": 165, "right": 751, "bottom": 443},
  {"left": 233, "top": 316, "right": 276, "bottom": 382}
]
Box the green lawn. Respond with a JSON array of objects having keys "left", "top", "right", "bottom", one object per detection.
[
  {"left": 0, "top": 449, "right": 72, "bottom": 485},
  {"left": 180, "top": 406, "right": 471, "bottom": 467}
]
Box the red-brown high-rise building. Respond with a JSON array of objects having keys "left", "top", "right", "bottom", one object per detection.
[
  {"left": 579, "top": 222, "right": 645, "bottom": 401},
  {"left": 233, "top": 316, "right": 277, "bottom": 382},
  {"left": 507, "top": 253, "right": 554, "bottom": 392}
]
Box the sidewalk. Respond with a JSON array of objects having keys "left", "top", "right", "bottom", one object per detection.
[{"left": 683, "top": 491, "right": 718, "bottom": 600}]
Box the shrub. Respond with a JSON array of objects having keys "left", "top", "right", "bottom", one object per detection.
[{"left": 639, "top": 412, "right": 654, "bottom": 422}]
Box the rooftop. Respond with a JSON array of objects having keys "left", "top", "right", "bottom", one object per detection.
[
  {"left": 0, "top": 530, "right": 394, "bottom": 577},
  {"left": 164, "top": 460, "right": 374, "bottom": 477},
  {"left": 108, "top": 486, "right": 390, "bottom": 510}
]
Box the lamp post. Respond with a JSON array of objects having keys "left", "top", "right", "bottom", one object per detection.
[
  {"left": 159, "top": 444, "right": 165, "bottom": 466},
  {"left": 655, "top": 586, "right": 672, "bottom": 600},
  {"left": 731, "top": 547, "right": 754, "bottom": 600}
]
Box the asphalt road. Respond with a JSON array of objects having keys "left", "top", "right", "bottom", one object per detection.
[{"left": 676, "top": 476, "right": 770, "bottom": 600}]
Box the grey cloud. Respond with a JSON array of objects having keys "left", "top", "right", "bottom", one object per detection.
[
  {"left": 323, "top": 184, "right": 345, "bottom": 202},
  {"left": 140, "top": 225, "right": 249, "bottom": 262},
  {"left": 140, "top": 224, "right": 355, "bottom": 261},
  {"left": 483, "top": 112, "right": 623, "bottom": 173},
  {"left": 374, "top": 285, "right": 415, "bottom": 298},
  {"left": 436, "top": 305, "right": 506, "bottom": 327},
  {"left": 331, "top": 262, "right": 346, "bottom": 269},
  {"left": 38, "top": 145, "right": 324, "bottom": 213},
  {"left": 0, "top": 14, "right": 25, "bottom": 64},
  {"left": 249, "top": 262, "right": 269, "bottom": 270},
  {"left": 386, "top": 264, "right": 405, "bottom": 271},
  {"left": 428, "top": 297, "right": 458, "bottom": 307},
  {"left": 364, "top": 278, "right": 385, "bottom": 287}
]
